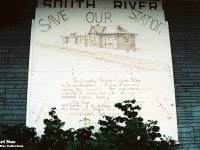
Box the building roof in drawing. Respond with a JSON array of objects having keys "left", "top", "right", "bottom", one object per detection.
[
  {"left": 89, "top": 25, "right": 105, "bottom": 34},
  {"left": 89, "top": 25, "right": 134, "bottom": 35},
  {"left": 60, "top": 25, "right": 136, "bottom": 38}
]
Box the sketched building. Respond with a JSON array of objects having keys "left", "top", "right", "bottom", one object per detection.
[{"left": 61, "top": 25, "right": 136, "bottom": 51}]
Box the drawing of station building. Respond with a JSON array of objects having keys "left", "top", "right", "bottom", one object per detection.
[{"left": 61, "top": 25, "right": 137, "bottom": 51}]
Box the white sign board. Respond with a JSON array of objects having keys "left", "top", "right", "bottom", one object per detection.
[{"left": 27, "top": 2, "right": 178, "bottom": 140}]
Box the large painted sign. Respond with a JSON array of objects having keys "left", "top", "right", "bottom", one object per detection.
[{"left": 27, "top": 0, "right": 178, "bottom": 140}]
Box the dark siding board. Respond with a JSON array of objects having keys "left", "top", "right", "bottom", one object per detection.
[
  {"left": 0, "top": 0, "right": 36, "bottom": 125},
  {"left": 0, "top": 0, "right": 200, "bottom": 149},
  {"left": 164, "top": 1, "right": 200, "bottom": 149}
]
